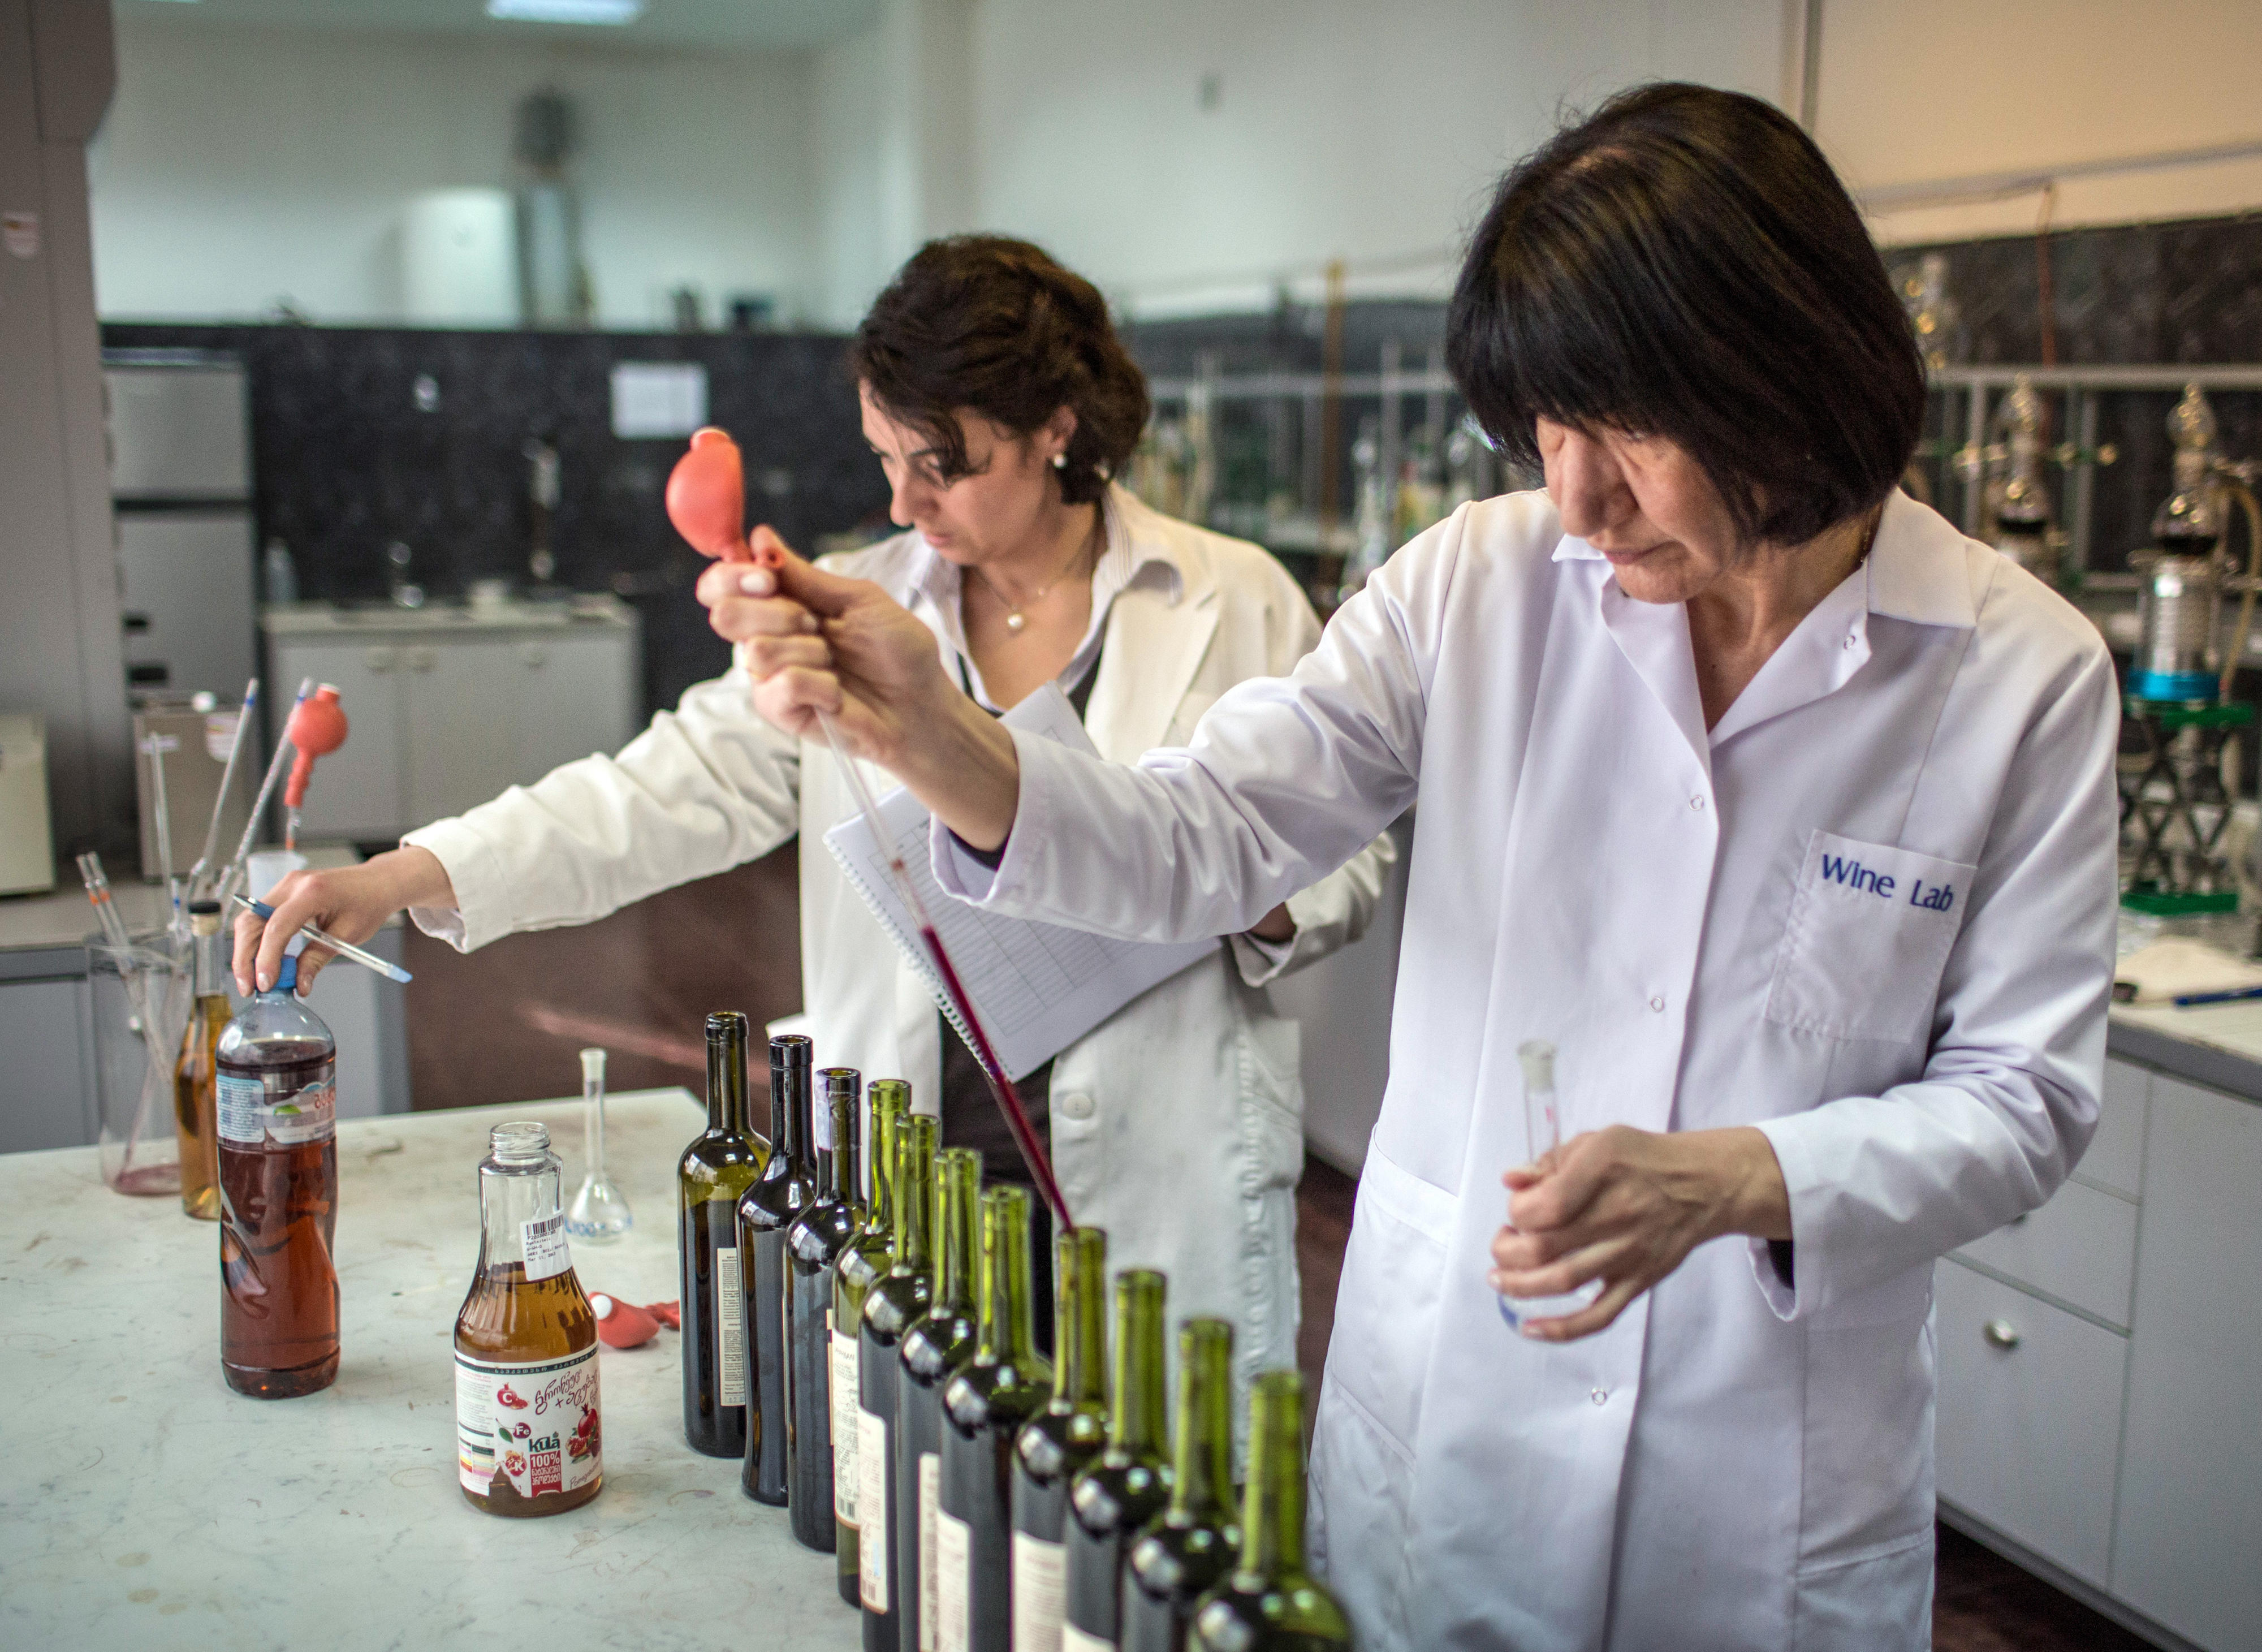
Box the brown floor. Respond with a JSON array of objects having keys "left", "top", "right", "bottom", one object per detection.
[{"left": 405, "top": 848, "right": 2153, "bottom": 1651}]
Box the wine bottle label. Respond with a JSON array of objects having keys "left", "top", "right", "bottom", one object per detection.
[
  {"left": 1011, "top": 1532, "right": 1067, "bottom": 1652},
  {"left": 217, "top": 1072, "right": 336, "bottom": 1147},
  {"left": 455, "top": 1346, "right": 600, "bottom": 1502},
  {"left": 918, "top": 1452, "right": 941, "bottom": 1652},
  {"left": 520, "top": 1213, "right": 571, "bottom": 1283},
  {"left": 858, "top": 1406, "right": 890, "bottom": 1610},
  {"left": 832, "top": 1322, "right": 860, "bottom": 1523},
  {"left": 1059, "top": 1624, "right": 1113, "bottom": 1652},
  {"left": 716, "top": 1246, "right": 746, "bottom": 1407},
  {"left": 935, "top": 1507, "right": 972, "bottom": 1652}
]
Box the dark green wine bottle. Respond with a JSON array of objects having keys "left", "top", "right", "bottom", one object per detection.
[
  {"left": 899, "top": 1147, "right": 981, "bottom": 1652},
  {"left": 938, "top": 1186, "right": 1054, "bottom": 1651},
  {"left": 1011, "top": 1226, "right": 1110, "bottom": 1650},
  {"left": 1190, "top": 1371, "right": 1350, "bottom": 1652},
  {"left": 862, "top": 1112, "right": 938, "bottom": 1648},
  {"left": 741, "top": 1032, "right": 815, "bottom": 1506},
  {"left": 784, "top": 1066, "right": 863, "bottom": 1552},
  {"left": 1121, "top": 1319, "right": 1239, "bottom": 1652},
  {"left": 835, "top": 1078, "right": 908, "bottom": 1605},
  {"left": 678, "top": 1011, "right": 769, "bottom": 1458},
  {"left": 1065, "top": 1269, "right": 1173, "bottom": 1646}
]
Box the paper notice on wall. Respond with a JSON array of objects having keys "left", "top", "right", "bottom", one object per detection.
[{"left": 609, "top": 361, "right": 708, "bottom": 438}]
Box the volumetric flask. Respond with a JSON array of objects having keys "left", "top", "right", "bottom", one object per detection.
[{"left": 1497, "top": 1039, "right": 1603, "bottom": 1332}]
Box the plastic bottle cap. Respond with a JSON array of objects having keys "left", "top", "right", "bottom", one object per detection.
[{"left": 274, "top": 954, "right": 299, "bottom": 994}]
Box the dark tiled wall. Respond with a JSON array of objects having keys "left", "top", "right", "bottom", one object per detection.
[{"left": 101, "top": 324, "right": 893, "bottom": 718}]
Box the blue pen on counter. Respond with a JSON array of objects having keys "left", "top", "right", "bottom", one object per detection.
[
  {"left": 231, "top": 894, "right": 413, "bottom": 985},
  {"left": 2170, "top": 984, "right": 2262, "bottom": 1008}
]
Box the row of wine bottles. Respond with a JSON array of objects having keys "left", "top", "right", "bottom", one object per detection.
[{"left": 675, "top": 1013, "right": 1352, "bottom": 1651}]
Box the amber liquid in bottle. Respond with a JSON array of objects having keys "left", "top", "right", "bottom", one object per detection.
[
  {"left": 174, "top": 901, "right": 229, "bottom": 1221},
  {"left": 455, "top": 1120, "right": 602, "bottom": 1517},
  {"left": 215, "top": 954, "right": 338, "bottom": 1400}
]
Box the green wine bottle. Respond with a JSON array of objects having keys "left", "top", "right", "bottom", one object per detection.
[
  {"left": 899, "top": 1147, "right": 982, "bottom": 1652},
  {"left": 1121, "top": 1319, "right": 1239, "bottom": 1652},
  {"left": 835, "top": 1078, "right": 909, "bottom": 1606},
  {"left": 678, "top": 1011, "right": 769, "bottom": 1458},
  {"left": 862, "top": 1112, "right": 938, "bottom": 1647},
  {"left": 938, "top": 1187, "right": 1054, "bottom": 1652},
  {"left": 1011, "top": 1226, "right": 1110, "bottom": 1651},
  {"left": 1065, "top": 1269, "right": 1173, "bottom": 1647},
  {"left": 784, "top": 1066, "right": 864, "bottom": 1553},
  {"left": 1190, "top": 1371, "right": 1351, "bottom": 1651},
  {"left": 741, "top": 1032, "right": 815, "bottom": 1507}
]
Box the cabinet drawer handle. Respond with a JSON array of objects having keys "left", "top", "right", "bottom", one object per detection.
[{"left": 1982, "top": 1319, "right": 2021, "bottom": 1351}]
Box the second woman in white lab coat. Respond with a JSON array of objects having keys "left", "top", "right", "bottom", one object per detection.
[
  {"left": 241, "top": 236, "right": 1395, "bottom": 1396},
  {"left": 727, "top": 87, "right": 2121, "bottom": 1649}
]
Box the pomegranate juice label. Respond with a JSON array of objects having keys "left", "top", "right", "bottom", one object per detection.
[
  {"left": 455, "top": 1347, "right": 601, "bottom": 1499},
  {"left": 217, "top": 1072, "right": 336, "bottom": 1148}
]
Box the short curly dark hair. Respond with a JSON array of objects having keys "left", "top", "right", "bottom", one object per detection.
[
  {"left": 1447, "top": 83, "right": 1924, "bottom": 549},
  {"left": 848, "top": 236, "right": 1150, "bottom": 507}
]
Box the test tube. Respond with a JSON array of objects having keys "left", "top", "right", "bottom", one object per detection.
[{"left": 1497, "top": 1039, "right": 1603, "bottom": 1332}]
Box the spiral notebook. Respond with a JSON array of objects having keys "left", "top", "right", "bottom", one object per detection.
[{"left": 822, "top": 685, "right": 1218, "bottom": 1080}]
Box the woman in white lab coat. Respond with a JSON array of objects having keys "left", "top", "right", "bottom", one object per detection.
[
  {"left": 240, "top": 236, "right": 1395, "bottom": 1391},
  {"left": 728, "top": 87, "right": 2121, "bottom": 1649}
]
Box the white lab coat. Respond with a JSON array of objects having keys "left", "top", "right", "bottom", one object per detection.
[
  {"left": 403, "top": 486, "right": 1396, "bottom": 1401},
  {"left": 935, "top": 489, "right": 2121, "bottom": 1650}
]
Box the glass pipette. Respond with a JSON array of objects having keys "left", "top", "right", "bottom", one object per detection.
[
  {"left": 230, "top": 894, "right": 413, "bottom": 985},
  {"left": 188, "top": 678, "right": 259, "bottom": 903}
]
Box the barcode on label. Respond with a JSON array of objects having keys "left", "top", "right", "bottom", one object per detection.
[{"left": 521, "top": 1212, "right": 572, "bottom": 1282}]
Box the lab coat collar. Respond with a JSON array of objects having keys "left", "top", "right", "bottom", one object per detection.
[
  {"left": 1085, "top": 486, "right": 1220, "bottom": 762},
  {"left": 1550, "top": 489, "right": 1977, "bottom": 632}
]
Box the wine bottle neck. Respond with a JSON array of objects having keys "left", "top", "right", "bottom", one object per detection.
[
  {"left": 1169, "top": 1319, "right": 1235, "bottom": 1524},
  {"left": 770, "top": 1035, "right": 811, "bottom": 1162},
  {"left": 705, "top": 1013, "right": 750, "bottom": 1136},
  {"left": 895, "top": 1116, "right": 938, "bottom": 1271},
  {"left": 1238, "top": 1372, "right": 1309, "bottom": 1578},
  {"left": 867, "top": 1084, "right": 908, "bottom": 1230},
  {"left": 981, "top": 1187, "right": 1037, "bottom": 1362},
  {"left": 1054, "top": 1227, "right": 1108, "bottom": 1407},
  {"left": 934, "top": 1149, "right": 978, "bottom": 1312},
  {"left": 1108, "top": 1269, "right": 1167, "bottom": 1457}
]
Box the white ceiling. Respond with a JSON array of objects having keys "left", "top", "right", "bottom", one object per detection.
[{"left": 112, "top": 0, "right": 886, "bottom": 53}]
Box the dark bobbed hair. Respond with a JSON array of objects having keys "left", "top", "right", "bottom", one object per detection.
[
  {"left": 1447, "top": 83, "right": 1924, "bottom": 549},
  {"left": 848, "top": 235, "right": 1150, "bottom": 507}
]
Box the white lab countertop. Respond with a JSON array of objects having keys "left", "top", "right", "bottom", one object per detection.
[
  {"left": 260, "top": 594, "right": 636, "bottom": 637},
  {"left": 2110, "top": 998, "right": 2262, "bottom": 1103},
  {"left": 0, "top": 1088, "right": 859, "bottom": 1652}
]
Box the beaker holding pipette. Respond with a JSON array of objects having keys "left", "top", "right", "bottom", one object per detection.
[
  {"left": 566, "top": 1046, "right": 632, "bottom": 1242},
  {"left": 1497, "top": 1039, "right": 1604, "bottom": 1332}
]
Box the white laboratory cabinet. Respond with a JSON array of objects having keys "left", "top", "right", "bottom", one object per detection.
[
  {"left": 262, "top": 599, "right": 639, "bottom": 841},
  {"left": 1936, "top": 1053, "right": 2262, "bottom": 1652}
]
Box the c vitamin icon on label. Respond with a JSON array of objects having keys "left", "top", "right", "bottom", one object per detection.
[{"left": 454, "top": 1347, "right": 601, "bottom": 1501}]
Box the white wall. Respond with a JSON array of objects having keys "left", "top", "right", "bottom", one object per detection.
[
  {"left": 89, "top": 16, "right": 822, "bottom": 326},
  {"left": 1815, "top": 0, "right": 2262, "bottom": 245},
  {"left": 965, "top": 0, "right": 1786, "bottom": 317}
]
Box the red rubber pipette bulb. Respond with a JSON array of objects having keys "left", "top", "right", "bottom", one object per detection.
[
  {"left": 665, "top": 426, "right": 749, "bottom": 563},
  {"left": 283, "top": 684, "right": 348, "bottom": 809}
]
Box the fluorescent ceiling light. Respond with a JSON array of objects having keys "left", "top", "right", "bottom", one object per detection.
[{"left": 486, "top": 0, "right": 644, "bottom": 23}]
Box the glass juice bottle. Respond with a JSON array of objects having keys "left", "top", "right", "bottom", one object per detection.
[
  {"left": 862, "top": 1113, "right": 939, "bottom": 1648},
  {"left": 1012, "top": 1226, "right": 1111, "bottom": 1652},
  {"left": 174, "top": 898, "right": 231, "bottom": 1220},
  {"left": 1066, "top": 1269, "right": 1173, "bottom": 1648},
  {"left": 1189, "top": 1371, "right": 1351, "bottom": 1652},
  {"left": 785, "top": 1067, "right": 865, "bottom": 1554},
  {"left": 899, "top": 1147, "right": 981, "bottom": 1652},
  {"left": 1122, "top": 1319, "right": 1239, "bottom": 1652},
  {"left": 741, "top": 1033, "right": 816, "bottom": 1507},
  {"left": 836, "top": 1080, "right": 909, "bottom": 1603},
  {"left": 453, "top": 1121, "right": 602, "bottom": 1517},
  {"left": 215, "top": 952, "right": 338, "bottom": 1399},
  {"left": 938, "top": 1185, "right": 1053, "bottom": 1652},
  {"left": 679, "top": 1011, "right": 768, "bottom": 1457}
]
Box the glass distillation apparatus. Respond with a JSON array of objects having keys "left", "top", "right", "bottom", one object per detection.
[
  {"left": 2119, "top": 386, "right": 2262, "bottom": 915},
  {"left": 1987, "top": 378, "right": 2062, "bottom": 587}
]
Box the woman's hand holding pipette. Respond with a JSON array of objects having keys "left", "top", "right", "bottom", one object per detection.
[
  {"left": 232, "top": 847, "right": 453, "bottom": 995},
  {"left": 700, "top": 535, "right": 1024, "bottom": 852}
]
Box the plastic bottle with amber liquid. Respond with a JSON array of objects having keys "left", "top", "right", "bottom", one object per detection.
[
  {"left": 174, "top": 898, "right": 232, "bottom": 1220},
  {"left": 215, "top": 952, "right": 338, "bottom": 1398},
  {"left": 454, "top": 1121, "right": 602, "bottom": 1516}
]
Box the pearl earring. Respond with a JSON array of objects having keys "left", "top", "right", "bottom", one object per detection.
[{"left": 1052, "top": 454, "right": 1067, "bottom": 469}]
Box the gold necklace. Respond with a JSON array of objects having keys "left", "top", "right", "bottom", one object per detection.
[{"left": 971, "top": 518, "right": 1100, "bottom": 634}]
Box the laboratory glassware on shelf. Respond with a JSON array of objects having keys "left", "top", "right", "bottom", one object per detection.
[
  {"left": 1010, "top": 1224, "right": 1111, "bottom": 1651},
  {"left": 216, "top": 952, "right": 339, "bottom": 1398},
  {"left": 677, "top": 1011, "right": 768, "bottom": 1457},
  {"left": 899, "top": 1145, "right": 983, "bottom": 1644},
  {"left": 835, "top": 1081, "right": 910, "bottom": 1602},
  {"left": 454, "top": 1120, "right": 602, "bottom": 1517},
  {"left": 741, "top": 1033, "right": 817, "bottom": 1508},
  {"left": 1986, "top": 377, "right": 2061, "bottom": 587},
  {"left": 784, "top": 1068, "right": 866, "bottom": 1554},
  {"left": 1498, "top": 1038, "right": 1603, "bottom": 1331},
  {"left": 1122, "top": 1317, "right": 1241, "bottom": 1652},
  {"left": 860, "top": 1112, "right": 940, "bottom": 1645},
  {"left": 565, "top": 1045, "right": 631, "bottom": 1243},
  {"left": 1064, "top": 1267, "right": 1175, "bottom": 1648}
]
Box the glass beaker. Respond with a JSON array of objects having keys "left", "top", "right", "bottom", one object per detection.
[
  {"left": 89, "top": 928, "right": 195, "bottom": 1197},
  {"left": 1497, "top": 1039, "right": 1604, "bottom": 1332}
]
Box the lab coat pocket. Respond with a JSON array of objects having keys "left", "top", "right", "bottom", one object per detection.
[{"left": 1765, "top": 831, "right": 1978, "bottom": 1043}]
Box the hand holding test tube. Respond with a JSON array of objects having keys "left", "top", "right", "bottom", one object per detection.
[{"left": 1497, "top": 1040, "right": 1604, "bottom": 1332}]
